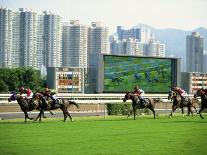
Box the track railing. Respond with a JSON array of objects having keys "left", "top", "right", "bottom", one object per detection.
[{"left": 0, "top": 93, "right": 196, "bottom": 104}]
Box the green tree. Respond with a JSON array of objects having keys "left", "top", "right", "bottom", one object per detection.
[{"left": 0, "top": 68, "right": 44, "bottom": 93}]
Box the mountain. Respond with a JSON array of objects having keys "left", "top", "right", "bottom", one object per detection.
[{"left": 135, "top": 24, "right": 207, "bottom": 58}]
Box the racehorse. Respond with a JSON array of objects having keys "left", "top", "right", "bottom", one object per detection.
[
  {"left": 194, "top": 89, "right": 207, "bottom": 119},
  {"left": 8, "top": 94, "right": 45, "bottom": 122},
  {"left": 34, "top": 97, "right": 79, "bottom": 122},
  {"left": 123, "top": 92, "right": 156, "bottom": 120},
  {"left": 168, "top": 90, "right": 197, "bottom": 117}
]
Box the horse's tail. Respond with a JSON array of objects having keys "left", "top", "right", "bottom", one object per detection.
[{"left": 68, "top": 100, "right": 79, "bottom": 109}]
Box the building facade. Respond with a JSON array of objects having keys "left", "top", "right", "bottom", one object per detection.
[
  {"left": 0, "top": 7, "right": 62, "bottom": 69},
  {"left": 62, "top": 20, "right": 88, "bottom": 68},
  {"left": 143, "top": 40, "right": 165, "bottom": 57},
  {"left": 43, "top": 11, "right": 62, "bottom": 68},
  {"left": 186, "top": 32, "right": 204, "bottom": 72},
  {"left": 0, "top": 7, "right": 20, "bottom": 68},
  {"left": 19, "top": 8, "right": 38, "bottom": 68},
  {"left": 88, "top": 22, "right": 109, "bottom": 55},
  {"left": 181, "top": 72, "right": 207, "bottom": 94}
]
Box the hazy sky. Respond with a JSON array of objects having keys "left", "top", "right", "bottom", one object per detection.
[{"left": 1, "top": 0, "right": 207, "bottom": 33}]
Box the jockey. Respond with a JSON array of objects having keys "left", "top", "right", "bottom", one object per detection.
[
  {"left": 25, "top": 88, "right": 33, "bottom": 100},
  {"left": 19, "top": 86, "right": 25, "bottom": 96},
  {"left": 173, "top": 86, "right": 186, "bottom": 101},
  {"left": 43, "top": 87, "right": 59, "bottom": 107},
  {"left": 133, "top": 86, "right": 145, "bottom": 106}
]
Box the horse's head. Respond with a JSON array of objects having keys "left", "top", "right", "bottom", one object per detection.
[
  {"left": 123, "top": 92, "right": 132, "bottom": 102},
  {"left": 168, "top": 90, "right": 177, "bottom": 100},
  {"left": 194, "top": 89, "right": 204, "bottom": 98}
]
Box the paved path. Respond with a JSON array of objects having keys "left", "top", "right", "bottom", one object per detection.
[{"left": 0, "top": 111, "right": 106, "bottom": 120}]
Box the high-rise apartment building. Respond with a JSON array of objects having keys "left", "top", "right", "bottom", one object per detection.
[
  {"left": 62, "top": 20, "right": 88, "bottom": 68},
  {"left": 116, "top": 26, "right": 153, "bottom": 43},
  {"left": 88, "top": 22, "right": 109, "bottom": 54},
  {"left": 0, "top": 7, "right": 62, "bottom": 69},
  {"left": 19, "top": 8, "right": 37, "bottom": 68},
  {"left": 0, "top": 7, "right": 18, "bottom": 67},
  {"left": 186, "top": 32, "right": 204, "bottom": 72},
  {"left": 110, "top": 38, "right": 143, "bottom": 56},
  {"left": 43, "top": 11, "right": 62, "bottom": 67},
  {"left": 144, "top": 40, "right": 165, "bottom": 57}
]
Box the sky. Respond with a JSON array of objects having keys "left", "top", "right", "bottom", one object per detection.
[{"left": 1, "top": 0, "right": 207, "bottom": 33}]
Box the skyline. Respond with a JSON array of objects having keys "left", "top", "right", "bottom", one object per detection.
[{"left": 1, "top": 0, "right": 207, "bottom": 33}]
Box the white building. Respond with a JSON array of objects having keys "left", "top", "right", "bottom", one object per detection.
[
  {"left": 186, "top": 32, "right": 204, "bottom": 72},
  {"left": 88, "top": 22, "right": 109, "bottom": 54},
  {"left": 62, "top": 20, "right": 88, "bottom": 68},
  {"left": 43, "top": 11, "right": 62, "bottom": 67},
  {"left": 0, "top": 7, "right": 20, "bottom": 68},
  {"left": 19, "top": 8, "right": 38, "bottom": 68},
  {"left": 144, "top": 40, "right": 165, "bottom": 57}
]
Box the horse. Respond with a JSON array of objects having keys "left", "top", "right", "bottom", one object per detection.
[
  {"left": 123, "top": 92, "right": 156, "bottom": 120},
  {"left": 194, "top": 89, "right": 207, "bottom": 119},
  {"left": 34, "top": 97, "right": 79, "bottom": 122},
  {"left": 168, "top": 90, "right": 197, "bottom": 117},
  {"left": 8, "top": 94, "right": 40, "bottom": 122}
]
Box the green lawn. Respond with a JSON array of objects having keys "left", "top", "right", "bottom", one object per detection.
[{"left": 0, "top": 115, "right": 207, "bottom": 155}]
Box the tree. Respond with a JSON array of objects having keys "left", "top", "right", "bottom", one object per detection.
[{"left": 0, "top": 68, "right": 44, "bottom": 93}]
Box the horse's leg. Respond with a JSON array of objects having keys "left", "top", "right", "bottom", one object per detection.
[
  {"left": 39, "top": 111, "right": 42, "bottom": 122},
  {"left": 62, "top": 109, "right": 67, "bottom": 122},
  {"left": 181, "top": 107, "right": 184, "bottom": 117},
  {"left": 193, "top": 105, "right": 198, "bottom": 114},
  {"left": 148, "top": 106, "right": 156, "bottom": 119},
  {"left": 49, "top": 110, "right": 54, "bottom": 115},
  {"left": 199, "top": 106, "right": 205, "bottom": 119},
  {"left": 187, "top": 106, "right": 193, "bottom": 117},
  {"left": 169, "top": 105, "right": 178, "bottom": 118},
  {"left": 133, "top": 107, "right": 136, "bottom": 120},
  {"left": 34, "top": 111, "right": 42, "bottom": 121},
  {"left": 24, "top": 111, "right": 27, "bottom": 123},
  {"left": 42, "top": 111, "right": 47, "bottom": 118},
  {"left": 66, "top": 110, "right": 72, "bottom": 122}
]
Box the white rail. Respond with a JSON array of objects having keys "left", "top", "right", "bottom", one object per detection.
[{"left": 0, "top": 93, "right": 196, "bottom": 104}]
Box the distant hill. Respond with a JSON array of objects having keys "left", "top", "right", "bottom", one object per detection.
[{"left": 135, "top": 24, "right": 207, "bottom": 58}]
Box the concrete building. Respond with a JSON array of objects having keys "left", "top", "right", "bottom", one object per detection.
[
  {"left": 88, "top": 22, "right": 109, "bottom": 54},
  {"left": 43, "top": 11, "right": 62, "bottom": 68},
  {"left": 62, "top": 20, "right": 88, "bottom": 68},
  {"left": 110, "top": 38, "right": 142, "bottom": 56},
  {"left": 144, "top": 40, "right": 165, "bottom": 57},
  {"left": 116, "top": 26, "right": 153, "bottom": 43},
  {"left": 19, "top": 8, "right": 38, "bottom": 68},
  {"left": 0, "top": 8, "right": 62, "bottom": 70},
  {"left": 0, "top": 7, "right": 20, "bottom": 68},
  {"left": 186, "top": 32, "right": 204, "bottom": 72},
  {"left": 181, "top": 72, "right": 207, "bottom": 94}
]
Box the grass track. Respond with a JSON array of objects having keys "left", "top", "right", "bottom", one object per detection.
[{"left": 0, "top": 115, "right": 207, "bottom": 155}]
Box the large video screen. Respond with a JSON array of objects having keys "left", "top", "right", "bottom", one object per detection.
[{"left": 104, "top": 55, "right": 174, "bottom": 93}]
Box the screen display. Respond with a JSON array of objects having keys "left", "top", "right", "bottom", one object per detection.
[{"left": 104, "top": 55, "right": 173, "bottom": 93}]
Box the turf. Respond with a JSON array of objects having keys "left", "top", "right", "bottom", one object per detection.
[{"left": 0, "top": 115, "right": 207, "bottom": 155}]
